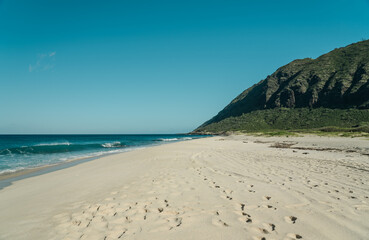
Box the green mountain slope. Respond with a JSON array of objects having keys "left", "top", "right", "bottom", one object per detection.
[{"left": 194, "top": 40, "right": 369, "bottom": 134}]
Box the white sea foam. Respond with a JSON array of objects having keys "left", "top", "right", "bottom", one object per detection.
[
  {"left": 34, "top": 142, "right": 71, "bottom": 147},
  {"left": 101, "top": 141, "right": 121, "bottom": 148},
  {"left": 0, "top": 167, "right": 26, "bottom": 175},
  {"left": 158, "top": 137, "right": 193, "bottom": 142},
  {"left": 158, "top": 138, "right": 179, "bottom": 142},
  {"left": 181, "top": 137, "right": 193, "bottom": 140}
]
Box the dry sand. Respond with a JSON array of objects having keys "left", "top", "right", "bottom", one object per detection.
[{"left": 0, "top": 135, "right": 368, "bottom": 240}]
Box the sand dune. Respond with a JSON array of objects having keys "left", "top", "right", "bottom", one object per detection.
[{"left": 0, "top": 135, "right": 368, "bottom": 239}]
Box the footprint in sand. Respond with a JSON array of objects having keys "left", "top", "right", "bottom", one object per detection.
[
  {"left": 252, "top": 237, "right": 266, "bottom": 240},
  {"left": 212, "top": 218, "right": 229, "bottom": 227},
  {"left": 285, "top": 216, "right": 297, "bottom": 224},
  {"left": 269, "top": 223, "right": 276, "bottom": 231},
  {"left": 262, "top": 222, "right": 276, "bottom": 231},
  {"left": 211, "top": 210, "right": 229, "bottom": 227},
  {"left": 286, "top": 233, "right": 303, "bottom": 239},
  {"left": 259, "top": 228, "right": 269, "bottom": 234},
  {"left": 238, "top": 215, "right": 252, "bottom": 223},
  {"left": 261, "top": 204, "right": 276, "bottom": 210},
  {"left": 238, "top": 203, "right": 253, "bottom": 223},
  {"left": 252, "top": 227, "right": 269, "bottom": 234}
]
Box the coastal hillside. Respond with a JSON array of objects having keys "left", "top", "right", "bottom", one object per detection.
[{"left": 194, "top": 40, "right": 369, "bottom": 134}]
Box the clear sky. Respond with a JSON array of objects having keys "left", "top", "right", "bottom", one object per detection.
[{"left": 1, "top": 0, "right": 369, "bottom": 134}]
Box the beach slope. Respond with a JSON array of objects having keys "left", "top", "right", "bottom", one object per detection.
[{"left": 0, "top": 136, "right": 368, "bottom": 240}]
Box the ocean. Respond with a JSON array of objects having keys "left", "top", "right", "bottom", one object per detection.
[{"left": 0, "top": 134, "right": 207, "bottom": 175}]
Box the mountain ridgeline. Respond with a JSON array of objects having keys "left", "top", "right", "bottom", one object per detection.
[{"left": 194, "top": 40, "right": 369, "bottom": 134}]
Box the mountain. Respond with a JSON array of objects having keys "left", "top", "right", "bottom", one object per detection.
[{"left": 194, "top": 40, "right": 369, "bottom": 134}]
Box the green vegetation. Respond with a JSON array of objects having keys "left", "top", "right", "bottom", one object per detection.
[
  {"left": 247, "top": 131, "right": 298, "bottom": 137},
  {"left": 194, "top": 108, "right": 369, "bottom": 136}
]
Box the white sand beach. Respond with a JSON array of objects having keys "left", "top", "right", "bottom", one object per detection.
[{"left": 0, "top": 135, "right": 368, "bottom": 240}]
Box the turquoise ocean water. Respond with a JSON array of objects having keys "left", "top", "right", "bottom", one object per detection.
[{"left": 0, "top": 134, "right": 207, "bottom": 175}]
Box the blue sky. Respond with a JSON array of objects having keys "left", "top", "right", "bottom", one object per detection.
[{"left": 1, "top": 0, "right": 369, "bottom": 134}]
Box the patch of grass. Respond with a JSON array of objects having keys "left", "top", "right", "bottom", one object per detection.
[
  {"left": 313, "top": 130, "right": 369, "bottom": 138},
  {"left": 246, "top": 130, "right": 299, "bottom": 137},
  {"left": 194, "top": 108, "right": 369, "bottom": 137}
]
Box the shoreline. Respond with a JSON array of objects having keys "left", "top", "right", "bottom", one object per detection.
[
  {"left": 0, "top": 153, "right": 121, "bottom": 190},
  {"left": 0, "top": 145, "right": 146, "bottom": 182},
  {"left": 0, "top": 136, "right": 207, "bottom": 188},
  {"left": 0, "top": 153, "right": 110, "bottom": 180},
  {"left": 0, "top": 135, "right": 368, "bottom": 240}
]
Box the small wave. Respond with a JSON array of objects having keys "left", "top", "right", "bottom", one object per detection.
[
  {"left": 101, "top": 141, "right": 125, "bottom": 148},
  {"left": 0, "top": 167, "right": 26, "bottom": 175},
  {"left": 34, "top": 142, "right": 71, "bottom": 147},
  {"left": 157, "top": 137, "right": 193, "bottom": 142},
  {"left": 0, "top": 149, "right": 12, "bottom": 155},
  {"left": 158, "top": 138, "right": 179, "bottom": 142},
  {"left": 0, "top": 142, "right": 111, "bottom": 156},
  {"left": 181, "top": 137, "right": 193, "bottom": 140}
]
